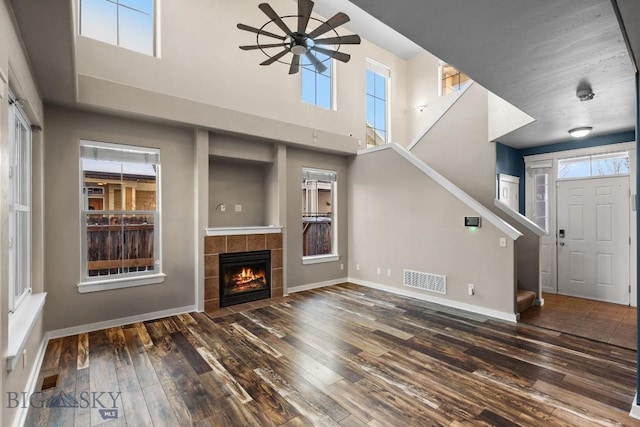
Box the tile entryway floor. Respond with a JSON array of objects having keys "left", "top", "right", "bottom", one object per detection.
[{"left": 519, "top": 293, "right": 637, "bottom": 350}]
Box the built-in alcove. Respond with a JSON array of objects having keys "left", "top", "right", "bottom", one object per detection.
[{"left": 209, "top": 157, "right": 270, "bottom": 227}]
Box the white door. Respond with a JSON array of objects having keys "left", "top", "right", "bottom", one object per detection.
[{"left": 557, "top": 176, "right": 630, "bottom": 304}]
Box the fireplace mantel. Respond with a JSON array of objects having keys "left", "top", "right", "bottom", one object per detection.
[{"left": 206, "top": 226, "right": 283, "bottom": 236}]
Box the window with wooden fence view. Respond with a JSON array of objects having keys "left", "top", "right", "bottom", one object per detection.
[
  {"left": 302, "top": 168, "right": 336, "bottom": 257},
  {"left": 80, "top": 141, "right": 160, "bottom": 281}
]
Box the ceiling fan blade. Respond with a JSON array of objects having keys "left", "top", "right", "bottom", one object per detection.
[
  {"left": 289, "top": 55, "right": 300, "bottom": 74},
  {"left": 314, "top": 34, "right": 361, "bottom": 46},
  {"left": 305, "top": 51, "right": 328, "bottom": 73},
  {"left": 258, "top": 3, "right": 292, "bottom": 35},
  {"left": 311, "top": 46, "right": 351, "bottom": 63},
  {"left": 260, "top": 48, "right": 290, "bottom": 66},
  {"left": 298, "top": 0, "right": 315, "bottom": 34},
  {"left": 240, "top": 43, "right": 286, "bottom": 50},
  {"left": 237, "top": 23, "right": 285, "bottom": 41},
  {"left": 307, "top": 12, "right": 350, "bottom": 39}
]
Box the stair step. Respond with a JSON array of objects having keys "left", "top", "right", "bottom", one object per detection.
[{"left": 517, "top": 290, "right": 536, "bottom": 314}]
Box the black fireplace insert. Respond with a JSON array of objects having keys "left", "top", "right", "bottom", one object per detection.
[{"left": 219, "top": 250, "right": 271, "bottom": 307}]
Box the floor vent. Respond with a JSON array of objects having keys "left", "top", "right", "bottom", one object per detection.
[
  {"left": 403, "top": 269, "right": 447, "bottom": 295},
  {"left": 41, "top": 375, "right": 58, "bottom": 391}
]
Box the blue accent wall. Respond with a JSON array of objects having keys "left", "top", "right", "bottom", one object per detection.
[{"left": 495, "top": 131, "right": 636, "bottom": 216}]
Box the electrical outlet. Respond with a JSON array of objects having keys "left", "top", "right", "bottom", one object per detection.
[
  {"left": 387, "top": 269, "right": 391, "bottom": 277},
  {"left": 376, "top": 267, "right": 381, "bottom": 275},
  {"left": 468, "top": 283, "right": 475, "bottom": 296},
  {"left": 340, "top": 263, "right": 344, "bottom": 271},
  {"left": 499, "top": 237, "right": 507, "bottom": 247},
  {"left": 235, "top": 204, "right": 242, "bottom": 212},
  {"left": 356, "top": 264, "right": 360, "bottom": 271}
]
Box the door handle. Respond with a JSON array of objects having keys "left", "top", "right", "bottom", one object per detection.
[{"left": 559, "top": 242, "right": 565, "bottom": 246}]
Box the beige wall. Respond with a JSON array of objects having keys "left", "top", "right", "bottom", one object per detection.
[
  {"left": 43, "top": 106, "right": 196, "bottom": 331},
  {"left": 348, "top": 149, "right": 516, "bottom": 315},
  {"left": 74, "top": 0, "right": 410, "bottom": 150},
  {"left": 209, "top": 158, "right": 267, "bottom": 227},
  {"left": 286, "top": 147, "right": 349, "bottom": 288}
]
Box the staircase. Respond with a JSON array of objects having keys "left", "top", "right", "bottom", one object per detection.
[{"left": 517, "top": 289, "right": 536, "bottom": 314}]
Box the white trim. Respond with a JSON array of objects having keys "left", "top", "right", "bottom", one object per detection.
[
  {"left": 287, "top": 278, "right": 347, "bottom": 293},
  {"left": 524, "top": 141, "right": 636, "bottom": 164},
  {"left": 206, "top": 226, "right": 283, "bottom": 236},
  {"left": 349, "top": 278, "right": 518, "bottom": 323},
  {"left": 11, "top": 335, "right": 49, "bottom": 427},
  {"left": 7, "top": 293, "right": 47, "bottom": 371},
  {"left": 77, "top": 273, "right": 166, "bottom": 293},
  {"left": 359, "top": 143, "right": 522, "bottom": 240},
  {"left": 494, "top": 199, "right": 546, "bottom": 236},
  {"left": 407, "top": 81, "right": 474, "bottom": 151},
  {"left": 302, "top": 254, "right": 340, "bottom": 265},
  {"left": 631, "top": 394, "right": 640, "bottom": 420},
  {"left": 46, "top": 304, "right": 196, "bottom": 340}
]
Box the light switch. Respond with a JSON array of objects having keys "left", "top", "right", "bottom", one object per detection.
[
  {"left": 235, "top": 204, "right": 242, "bottom": 212},
  {"left": 499, "top": 237, "right": 507, "bottom": 247}
]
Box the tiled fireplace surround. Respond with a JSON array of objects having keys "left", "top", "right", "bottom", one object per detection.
[{"left": 204, "top": 232, "right": 283, "bottom": 312}]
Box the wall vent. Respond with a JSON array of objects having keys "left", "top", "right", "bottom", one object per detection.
[{"left": 403, "top": 269, "right": 447, "bottom": 295}]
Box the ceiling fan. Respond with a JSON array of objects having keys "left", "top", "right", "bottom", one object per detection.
[{"left": 237, "top": 0, "right": 361, "bottom": 75}]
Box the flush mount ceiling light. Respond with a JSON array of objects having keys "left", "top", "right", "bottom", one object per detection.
[{"left": 568, "top": 126, "right": 593, "bottom": 138}]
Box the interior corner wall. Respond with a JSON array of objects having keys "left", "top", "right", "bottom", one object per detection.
[
  {"left": 285, "top": 147, "right": 349, "bottom": 288},
  {"left": 1, "top": 1, "right": 47, "bottom": 426},
  {"left": 348, "top": 149, "right": 515, "bottom": 316},
  {"left": 43, "top": 106, "right": 196, "bottom": 331},
  {"left": 409, "top": 83, "right": 495, "bottom": 206}
]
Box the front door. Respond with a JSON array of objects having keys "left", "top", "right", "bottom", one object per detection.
[{"left": 557, "top": 176, "right": 630, "bottom": 304}]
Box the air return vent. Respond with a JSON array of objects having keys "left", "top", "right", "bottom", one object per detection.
[{"left": 403, "top": 269, "right": 447, "bottom": 295}]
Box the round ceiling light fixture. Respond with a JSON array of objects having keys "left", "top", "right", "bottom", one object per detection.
[{"left": 568, "top": 126, "right": 593, "bottom": 138}]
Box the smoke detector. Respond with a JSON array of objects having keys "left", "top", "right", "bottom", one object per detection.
[{"left": 576, "top": 88, "right": 595, "bottom": 102}]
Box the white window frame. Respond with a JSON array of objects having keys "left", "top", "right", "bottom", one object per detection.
[
  {"left": 79, "top": 0, "right": 158, "bottom": 56},
  {"left": 301, "top": 55, "right": 335, "bottom": 110},
  {"left": 78, "top": 140, "right": 164, "bottom": 293},
  {"left": 302, "top": 168, "right": 339, "bottom": 264},
  {"left": 366, "top": 58, "right": 391, "bottom": 146},
  {"left": 8, "top": 92, "right": 32, "bottom": 312}
]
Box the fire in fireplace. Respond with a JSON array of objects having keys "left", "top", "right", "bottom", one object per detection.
[{"left": 219, "top": 250, "right": 271, "bottom": 307}]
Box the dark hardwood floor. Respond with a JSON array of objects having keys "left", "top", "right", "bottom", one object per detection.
[{"left": 26, "top": 283, "right": 639, "bottom": 426}]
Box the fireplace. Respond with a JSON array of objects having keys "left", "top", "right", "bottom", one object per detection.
[{"left": 219, "top": 250, "right": 271, "bottom": 307}]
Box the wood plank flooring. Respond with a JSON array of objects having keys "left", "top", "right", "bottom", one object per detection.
[{"left": 26, "top": 283, "right": 639, "bottom": 426}]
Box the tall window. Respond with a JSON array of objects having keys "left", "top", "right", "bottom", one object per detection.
[
  {"left": 366, "top": 59, "right": 389, "bottom": 147},
  {"left": 440, "top": 63, "right": 470, "bottom": 96},
  {"left": 302, "top": 53, "right": 333, "bottom": 109},
  {"left": 79, "top": 0, "right": 156, "bottom": 56},
  {"left": 8, "top": 95, "right": 32, "bottom": 312},
  {"left": 302, "top": 168, "right": 337, "bottom": 261},
  {"left": 80, "top": 141, "right": 161, "bottom": 287}
]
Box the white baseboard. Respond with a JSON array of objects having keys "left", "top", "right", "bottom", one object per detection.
[
  {"left": 46, "top": 305, "right": 196, "bottom": 340},
  {"left": 348, "top": 278, "right": 518, "bottom": 323},
  {"left": 11, "top": 335, "right": 49, "bottom": 427},
  {"left": 287, "top": 278, "right": 348, "bottom": 294},
  {"left": 630, "top": 394, "right": 640, "bottom": 420}
]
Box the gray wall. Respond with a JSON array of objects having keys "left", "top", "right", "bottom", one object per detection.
[
  {"left": 43, "top": 106, "right": 196, "bottom": 330},
  {"left": 209, "top": 158, "right": 267, "bottom": 227},
  {"left": 348, "top": 148, "right": 516, "bottom": 315},
  {"left": 286, "top": 147, "right": 349, "bottom": 288}
]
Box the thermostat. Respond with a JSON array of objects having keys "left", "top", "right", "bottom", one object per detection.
[{"left": 465, "top": 217, "right": 481, "bottom": 227}]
